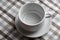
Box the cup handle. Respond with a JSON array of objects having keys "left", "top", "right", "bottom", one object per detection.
[{"left": 45, "top": 12, "right": 57, "bottom": 19}]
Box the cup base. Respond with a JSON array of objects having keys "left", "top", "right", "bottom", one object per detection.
[{"left": 15, "top": 15, "right": 50, "bottom": 38}]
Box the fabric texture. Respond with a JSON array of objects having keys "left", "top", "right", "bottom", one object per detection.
[{"left": 0, "top": 0, "right": 60, "bottom": 40}]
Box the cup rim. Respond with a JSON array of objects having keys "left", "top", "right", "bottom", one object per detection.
[{"left": 18, "top": 3, "right": 45, "bottom": 26}]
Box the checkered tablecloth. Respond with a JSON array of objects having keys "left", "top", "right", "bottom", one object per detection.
[{"left": 0, "top": 0, "right": 60, "bottom": 40}]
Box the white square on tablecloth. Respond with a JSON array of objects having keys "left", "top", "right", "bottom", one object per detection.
[{"left": 52, "top": 14, "right": 60, "bottom": 26}]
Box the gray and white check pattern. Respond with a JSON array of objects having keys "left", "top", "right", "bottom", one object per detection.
[{"left": 0, "top": 0, "right": 60, "bottom": 40}]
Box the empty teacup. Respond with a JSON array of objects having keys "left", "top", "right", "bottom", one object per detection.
[{"left": 18, "top": 3, "right": 45, "bottom": 32}]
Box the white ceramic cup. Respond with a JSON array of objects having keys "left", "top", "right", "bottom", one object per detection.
[{"left": 18, "top": 3, "right": 45, "bottom": 32}]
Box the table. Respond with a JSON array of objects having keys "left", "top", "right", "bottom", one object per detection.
[{"left": 0, "top": 0, "right": 60, "bottom": 40}]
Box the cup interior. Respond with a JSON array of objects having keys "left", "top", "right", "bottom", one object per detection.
[{"left": 19, "top": 3, "right": 45, "bottom": 26}]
